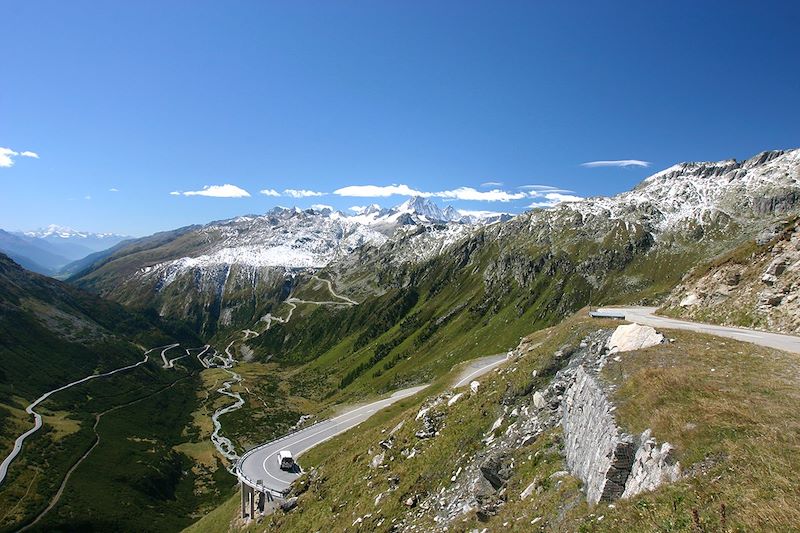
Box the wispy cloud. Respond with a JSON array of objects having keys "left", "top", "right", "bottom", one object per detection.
[
  {"left": 520, "top": 184, "right": 575, "bottom": 193},
  {"left": 528, "top": 192, "right": 583, "bottom": 208},
  {"left": 84, "top": 195, "right": 92, "bottom": 201},
  {"left": 284, "top": 188, "right": 325, "bottom": 198},
  {"left": 457, "top": 208, "right": 511, "bottom": 218},
  {"left": 334, "top": 183, "right": 525, "bottom": 202},
  {"left": 175, "top": 184, "right": 251, "bottom": 198},
  {"left": 581, "top": 159, "right": 650, "bottom": 168},
  {"left": 260, "top": 188, "right": 280, "bottom": 197},
  {"left": 109, "top": 187, "right": 119, "bottom": 192},
  {"left": 0, "top": 147, "right": 39, "bottom": 168},
  {"left": 481, "top": 181, "right": 503, "bottom": 187},
  {"left": 311, "top": 203, "right": 334, "bottom": 211}
]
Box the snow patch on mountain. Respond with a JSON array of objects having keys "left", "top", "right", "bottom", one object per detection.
[
  {"left": 23, "top": 224, "right": 127, "bottom": 240},
  {"left": 562, "top": 149, "right": 800, "bottom": 235}
]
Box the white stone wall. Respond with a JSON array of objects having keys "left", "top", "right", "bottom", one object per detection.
[
  {"left": 562, "top": 366, "right": 636, "bottom": 504},
  {"left": 562, "top": 366, "right": 680, "bottom": 504}
]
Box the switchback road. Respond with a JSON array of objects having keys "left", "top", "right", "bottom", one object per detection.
[{"left": 599, "top": 307, "right": 800, "bottom": 354}]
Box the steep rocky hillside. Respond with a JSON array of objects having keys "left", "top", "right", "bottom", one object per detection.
[
  {"left": 192, "top": 313, "right": 800, "bottom": 532},
  {"left": 661, "top": 216, "right": 800, "bottom": 334},
  {"left": 69, "top": 202, "right": 488, "bottom": 337},
  {"left": 0, "top": 253, "right": 196, "bottom": 399},
  {"left": 70, "top": 149, "right": 799, "bottom": 346}
]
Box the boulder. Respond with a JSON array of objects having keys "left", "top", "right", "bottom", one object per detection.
[
  {"left": 280, "top": 497, "right": 298, "bottom": 512},
  {"left": 532, "top": 391, "right": 546, "bottom": 409},
  {"left": 447, "top": 392, "right": 464, "bottom": 407},
  {"left": 370, "top": 452, "right": 385, "bottom": 468},
  {"left": 479, "top": 452, "right": 514, "bottom": 490},
  {"left": 679, "top": 293, "right": 700, "bottom": 307},
  {"left": 607, "top": 323, "right": 664, "bottom": 354}
]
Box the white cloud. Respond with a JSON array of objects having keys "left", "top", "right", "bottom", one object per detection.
[
  {"left": 334, "top": 184, "right": 424, "bottom": 197},
  {"left": 457, "top": 209, "right": 509, "bottom": 217},
  {"left": 335, "top": 183, "right": 525, "bottom": 202},
  {"left": 581, "top": 159, "right": 650, "bottom": 168},
  {"left": 481, "top": 181, "right": 503, "bottom": 187},
  {"left": 84, "top": 195, "right": 92, "bottom": 200},
  {"left": 284, "top": 188, "right": 325, "bottom": 198},
  {"left": 260, "top": 188, "right": 281, "bottom": 197},
  {"left": 169, "top": 191, "right": 181, "bottom": 196},
  {"left": 528, "top": 192, "right": 583, "bottom": 208},
  {"left": 0, "top": 147, "right": 39, "bottom": 168},
  {"left": 109, "top": 187, "right": 119, "bottom": 192},
  {"left": 433, "top": 187, "right": 526, "bottom": 202},
  {"left": 179, "top": 184, "right": 251, "bottom": 198},
  {"left": 0, "top": 148, "right": 17, "bottom": 168},
  {"left": 311, "top": 203, "right": 334, "bottom": 211},
  {"left": 0, "top": 147, "right": 40, "bottom": 167}
]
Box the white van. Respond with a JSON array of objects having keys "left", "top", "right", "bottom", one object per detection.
[{"left": 277, "top": 450, "right": 294, "bottom": 471}]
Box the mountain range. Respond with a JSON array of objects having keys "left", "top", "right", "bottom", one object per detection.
[
  {"left": 0, "top": 225, "right": 129, "bottom": 276},
  {"left": 2, "top": 148, "right": 799, "bottom": 532}
]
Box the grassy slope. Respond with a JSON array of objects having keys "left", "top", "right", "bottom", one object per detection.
[
  {"left": 0, "top": 256, "right": 227, "bottom": 532},
  {"left": 188, "top": 313, "right": 800, "bottom": 532}
]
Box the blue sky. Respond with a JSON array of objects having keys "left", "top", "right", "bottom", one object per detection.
[{"left": 2, "top": 1, "right": 799, "bottom": 236}]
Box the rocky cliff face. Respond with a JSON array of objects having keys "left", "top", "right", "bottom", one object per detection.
[
  {"left": 662, "top": 216, "right": 800, "bottom": 334},
  {"left": 404, "top": 324, "right": 679, "bottom": 527}
]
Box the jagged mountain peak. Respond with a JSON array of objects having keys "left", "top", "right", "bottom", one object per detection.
[
  {"left": 563, "top": 147, "right": 800, "bottom": 235},
  {"left": 395, "top": 196, "right": 445, "bottom": 221},
  {"left": 23, "top": 224, "right": 127, "bottom": 240}
]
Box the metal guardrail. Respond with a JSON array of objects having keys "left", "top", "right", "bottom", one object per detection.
[{"left": 235, "top": 417, "right": 329, "bottom": 496}]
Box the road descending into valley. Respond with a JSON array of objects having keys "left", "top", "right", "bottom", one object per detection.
[
  {"left": 237, "top": 353, "right": 515, "bottom": 494},
  {"left": 237, "top": 386, "right": 427, "bottom": 494},
  {"left": 452, "top": 353, "right": 509, "bottom": 388},
  {"left": 0, "top": 346, "right": 169, "bottom": 486},
  {"left": 600, "top": 307, "right": 800, "bottom": 354}
]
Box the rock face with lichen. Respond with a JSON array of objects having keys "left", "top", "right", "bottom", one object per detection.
[
  {"left": 411, "top": 325, "right": 679, "bottom": 527},
  {"left": 663, "top": 217, "right": 800, "bottom": 334}
]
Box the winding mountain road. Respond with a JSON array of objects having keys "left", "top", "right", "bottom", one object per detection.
[
  {"left": 237, "top": 386, "right": 427, "bottom": 494},
  {"left": 237, "top": 352, "right": 514, "bottom": 494},
  {"left": 599, "top": 307, "right": 800, "bottom": 354},
  {"left": 311, "top": 275, "right": 359, "bottom": 305},
  {"left": 452, "top": 353, "right": 509, "bottom": 388},
  {"left": 0, "top": 345, "right": 171, "bottom": 486}
]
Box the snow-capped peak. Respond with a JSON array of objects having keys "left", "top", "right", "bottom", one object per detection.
[
  {"left": 23, "top": 224, "right": 126, "bottom": 240},
  {"left": 395, "top": 196, "right": 445, "bottom": 221}
]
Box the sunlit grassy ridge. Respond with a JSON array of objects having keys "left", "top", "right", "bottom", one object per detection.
[{"left": 190, "top": 313, "right": 800, "bottom": 532}]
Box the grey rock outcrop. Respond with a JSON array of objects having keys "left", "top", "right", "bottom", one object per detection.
[
  {"left": 622, "top": 429, "right": 681, "bottom": 498},
  {"left": 664, "top": 217, "right": 800, "bottom": 334}
]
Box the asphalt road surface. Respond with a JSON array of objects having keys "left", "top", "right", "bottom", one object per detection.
[
  {"left": 237, "top": 385, "right": 427, "bottom": 492},
  {"left": 237, "top": 351, "right": 514, "bottom": 493},
  {"left": 452, "top": 353, "right": 509, "bottom": 388},
  {"left": 601, "top": 307, "right": 800, "bottom": 355}
]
